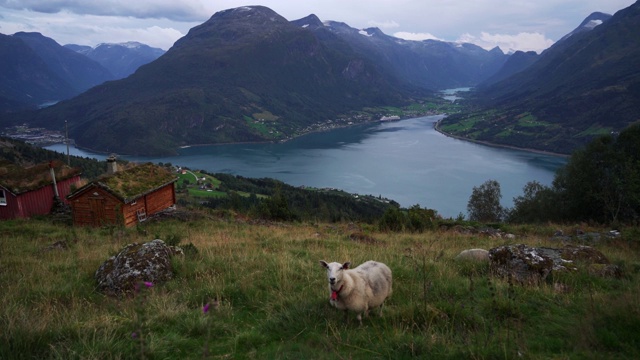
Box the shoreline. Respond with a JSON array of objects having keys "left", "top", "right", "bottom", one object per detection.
[
  {"left": 50, "top": 113, "right": 569, "bottom": 159},
  {"left": 433, "top": 118, "right": 571, "bottom": 158}
]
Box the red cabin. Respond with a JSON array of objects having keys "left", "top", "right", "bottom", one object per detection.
[{"left": 0, "top": 160, "right": 82, "bottom": 220}]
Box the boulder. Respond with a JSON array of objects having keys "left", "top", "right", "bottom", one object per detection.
[
  {"left": 455, "top": 248, "right": 490, "bottom": 262},
  {"left": 95, "top": 239, "right": 183, "bottom": 296},
  {"left": 488, "top": 244, "right": 612, "bottom": 285}
]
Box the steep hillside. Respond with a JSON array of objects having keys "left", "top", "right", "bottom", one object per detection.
[
  {"left": 13, "top": 32, "right": 115, "bottom": 93},
  {"left": 0, "top": 33, "right": 76, "bottom": 111},
  {"left": 9, "top": 6, "right": 430, "bottom": 156},
  {"left": 479, "top": 50, "right": 539, "bottom": 87},
  {"left": 439, "top": 3, "right": 640, "bottom": 154}
]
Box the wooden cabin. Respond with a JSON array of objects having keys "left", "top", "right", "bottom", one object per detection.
[
  {"left": 67, "top": 162, "right": 177, "bottom": 227},
  {"left": 0, "top": 160, "right": 82, "bottom": 220}
]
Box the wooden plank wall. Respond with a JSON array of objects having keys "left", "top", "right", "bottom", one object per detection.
[
  {"left": 0, "top": 176, "right": 80, "bottom": 219},
  {"left": 71, "top": 183, "right": 176, "bottom": 227},
  {"left": 70, "top": 186, "right": 123, "bottom": 227}
]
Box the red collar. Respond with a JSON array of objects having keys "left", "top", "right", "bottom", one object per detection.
[{"left": 331, "top": 284, "right": 344, "bottom": 300}]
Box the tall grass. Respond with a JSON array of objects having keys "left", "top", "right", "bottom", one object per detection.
[{"left": 1, "top": 217, "right": 638, "bottom": 359}]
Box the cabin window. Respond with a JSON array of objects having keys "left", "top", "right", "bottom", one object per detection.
[
  {"left": 0, "top": 189, "right": 6, "bottom": 206},
  {"left": 131, "top": 200, "right": 137, "bottom": 205}
]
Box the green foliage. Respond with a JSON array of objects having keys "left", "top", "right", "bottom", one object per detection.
[
  {"left": 200, "top": 173, "right": 396, "bottom": 223},
  {"left": 553, "top": 124, "right": 640, "bottom": 224},
  {"left": 378, "top": 204, "right": 438, "bottom": 232},
  {"left": 507, "top": 181, "right": 561, "bottom": 223},
  {"left": 378, "top": 206, "right": 405, "bottom": 232},
  {"left": 467, "top": 179, "right": 504, "bottom": 222}
]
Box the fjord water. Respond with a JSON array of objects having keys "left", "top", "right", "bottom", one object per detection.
[{"left": 48, "top": 115, "right": 566, "bottom": 218}]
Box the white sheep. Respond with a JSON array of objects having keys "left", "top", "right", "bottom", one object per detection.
[{"left": 319, "top": 260, "right": 392, "bottom": 325}]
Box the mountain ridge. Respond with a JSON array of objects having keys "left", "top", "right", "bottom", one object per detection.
[
  {"left": 64, "top": 41, "right": 165, "bottom": 79},
  {"left": 439, "top": 2, "right": 640, "bottom": 154},
  {"left": 7, "top": 5, "right": 433, "bottom": 155}
]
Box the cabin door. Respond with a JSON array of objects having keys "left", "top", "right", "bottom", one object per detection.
[{"left": 89, "top": 197, "right": 106, "bottom": 226}]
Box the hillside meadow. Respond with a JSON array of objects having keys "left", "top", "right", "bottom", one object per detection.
[{"left": 1, "top": 213, "right": 639, "bottom": 359}]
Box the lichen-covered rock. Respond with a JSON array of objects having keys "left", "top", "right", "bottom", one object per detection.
[
  {"left": 489, "top": 244, "right": 612, "bottom": 285},
  {"left": 489, "top": 244, "right": 554, "bottom": 284},
  {"left": 95, "top": 239, "right": 183, "bottom": 296}
]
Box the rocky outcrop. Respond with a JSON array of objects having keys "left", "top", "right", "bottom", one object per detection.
[
  {"left": 95, "top": 239, "right": 183, "bottom": 296},
  {"left": 488, "top": 244, "right": 616, "bottom": 284}
]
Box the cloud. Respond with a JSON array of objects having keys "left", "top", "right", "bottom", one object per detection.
[
  {"left": 0, "top": 0, "right": 209, "bottom": 22},
  {"left": 393, "top": 32, "right": 442, "bottom": 41},
  {"left": 457, "top": 32, "right": 555, "bottom": 53},
  {"left": 366, "top": 20, "right": 399, "bottom": 29}
]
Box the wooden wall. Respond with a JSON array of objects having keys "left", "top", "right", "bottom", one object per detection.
[
  {"left": 69, "top": 186, "right": 123, "bottom": 227},
  {"left": 0, "top": 176, "right": 80, "bottom": 220},
  {"left": 70, "top": 183, "right": 176, "bottom": 227}
]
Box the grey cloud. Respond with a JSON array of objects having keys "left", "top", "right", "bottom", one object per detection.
[{"left": 0, "top": 0, "right": 208, "bottom": 22}]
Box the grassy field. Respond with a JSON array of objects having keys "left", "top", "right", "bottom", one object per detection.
[{"left": 1, "top": 215, "right": 639, "bottom": 359}]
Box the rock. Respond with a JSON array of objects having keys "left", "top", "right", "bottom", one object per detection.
[
  {"left": 489, "top": 244, "right": 555, "bottom": 284},
  {"left": 455, "top": 248, "right": 489, "bottom": 262},
  {"left": 43, "top": 240, "right": 69, "bottom": 252},
  {"left": 488, "top": 244, "right": 613, "bottom": 285},
  {"left": 588, "top": 264, "right": 623, "bottom": 279},
  {"left": 95, "top": 239, "right": 183, "bottom": 296}
]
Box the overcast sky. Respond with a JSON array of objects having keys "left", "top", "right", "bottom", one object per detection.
[{"left": 0, "top": 0, "right": 635, "bottom": 53}]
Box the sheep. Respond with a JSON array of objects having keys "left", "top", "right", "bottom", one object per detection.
[{"left": 319, "top": 260, "right": 392, "bottom": 325}]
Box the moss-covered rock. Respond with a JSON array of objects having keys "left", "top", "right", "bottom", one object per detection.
[
  {"left": 488, "top": 244, "right": 614, "bottom": 285},
  {"left": 95, "top": 239, "right": 183, "bottom": 296}
]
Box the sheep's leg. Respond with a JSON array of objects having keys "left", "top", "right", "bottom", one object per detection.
[
  {"left": 378, "top": 302, "right": 384, "bottom": 317},
  {"left": 356, "top": 313, "right": 363, "bottom": 326}
]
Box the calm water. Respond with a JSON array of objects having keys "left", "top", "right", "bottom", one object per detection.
[{"left": 46, "top": 115, "right": 567, "bottom": 218}]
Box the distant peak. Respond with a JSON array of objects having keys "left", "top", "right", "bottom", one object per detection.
[
  {"left": 559, "top": 11, "right": 612, "bottom": 42},
  {"left": 362, "top": 27, "right": 385, "bottom": 37},
  {"left": 96, "top": 41, "right": 145, "bottom": 49},
  {"left": 291, "top": 14, "right": 323, "bottom": 29}
]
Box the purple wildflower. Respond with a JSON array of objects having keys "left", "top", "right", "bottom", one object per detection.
[
  {"left": 144, "top": 281, "right": 153, "bottom": 288},
  {"left": 203, "top": 303, "right": 211, "bottom": 314},
  {"left": 131, "top": 332, "right": 138, "bottom": 339}
]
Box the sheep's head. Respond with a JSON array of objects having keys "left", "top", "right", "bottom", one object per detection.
[{"left": 319, "top": 261, "right": 351, "bottom": 286}]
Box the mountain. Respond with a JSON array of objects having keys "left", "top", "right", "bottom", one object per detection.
[
  {"left": 8, "top": 6, "right": 431, "bottom": 156},
  {"left": 479, "top": 50, "right": 539, "bottom": 87},
  {"left": 64, "top": 42, "right": 165, "bottom": 79},
  {"left": 0, "top": 33, "right": 77, "bottom": 112},
  {"left": 292, "top": 15, "right": 508, "bottom": 90},
  {"left": 439, "top": 3, "right": 640, "bottom": 154},
  {"left": 558, "top": 12, "right": 612, "bottom": 43},
  {"left": 12, "top": 32, "right": 115, "bottom": 94}
]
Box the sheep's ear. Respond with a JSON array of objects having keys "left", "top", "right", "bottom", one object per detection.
[
  {"left": 319, "top": 260, "right": 329, "bottom": 269},
  {"left": 342, "top": 262, "right": 351, "bottom": 269}
]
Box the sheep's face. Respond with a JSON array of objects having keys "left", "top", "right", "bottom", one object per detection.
[{"left": 319, "top": 261, "right": 351, "bottom": 286}]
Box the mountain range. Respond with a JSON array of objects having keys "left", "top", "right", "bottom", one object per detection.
[
  {"left": 0, "top": 32, "right": 162, "bottom": 112},
  {"left": 1, "top": 6, "right": 507, "bottom": 156},
  {"left": 439, "top": 4, "right": 639, "bottom": 154},
  {"left": 2, "top": 3, "right": 639, "bottom": 156},
  {"left": 64, "top": 42, "right": 165, "bottom": 79}
]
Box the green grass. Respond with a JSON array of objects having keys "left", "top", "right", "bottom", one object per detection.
[{"left": 1, "top": 217, "right": 639, "bottom": 359}]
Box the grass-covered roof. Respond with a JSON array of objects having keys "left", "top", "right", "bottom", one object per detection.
[
  {"left": 84, "top": 163, "right": 177, "bottom": 203},
  {"left": 0, "top": 159, "right": 81, "bottom": 194}
]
